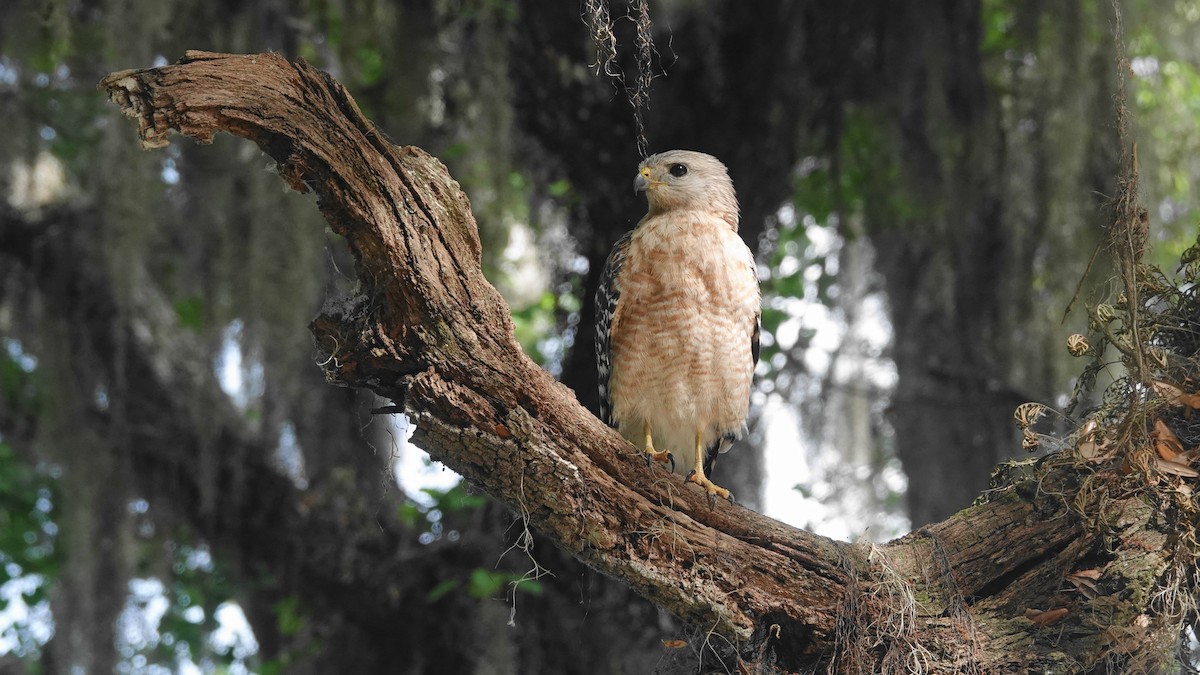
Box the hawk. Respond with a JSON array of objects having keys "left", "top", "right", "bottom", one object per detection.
[{"left": 595, "top": 150, "right": 761, "bottom": 503}]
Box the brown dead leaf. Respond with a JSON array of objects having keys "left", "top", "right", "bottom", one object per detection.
[
  {"left": 1065, "top": 575, "right": 1101, "bottom": 599},
  {"left": 1070, "top": 568, "right": 1102, "bottom": 580},
  {"left": 1154, "top": 380, "right": 1186, "bottom": 401},
  {"left": 661, "top": 639, "right": 687, "bottom": 649},
  {"left": 1153, "top": 381, "right": 1200, "bottom": 409},
  {"left": 1076, "top": 420, "right": 1110, "bottom": 460},
  {"left": 1153, "top": 419, "right": 1185, "bottom": 461},
  {"left": 1156, "top": 457, "right": 1200, "bottom": 478},
  {"left": 1025, "top": 607, "right": 1069, "bottom": 626}
]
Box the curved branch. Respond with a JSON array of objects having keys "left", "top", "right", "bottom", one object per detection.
[{"left": 100, "top": 51, "right": 1184, "bottom": 672}]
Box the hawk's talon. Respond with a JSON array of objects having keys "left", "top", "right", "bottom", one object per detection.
[
  {"left": 641, "top": 420, "right": 672, "bottom": 467},
  {"left": 644, "top": 448, "right": 672, "bottom": 466},
  {"left": 686, "top": 468, "right": 729, "bottom": 504}
]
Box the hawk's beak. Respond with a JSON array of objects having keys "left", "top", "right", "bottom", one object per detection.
[{"left": 634, "top": 167, "right": 652, "bottom": 194}]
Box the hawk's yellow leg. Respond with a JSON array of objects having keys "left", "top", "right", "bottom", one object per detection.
[
  {"left": 685, "top": 430, "right": 733, "bottom": 505},
  {"left": 642, "top": 420, "right": 673, "bottom": 466}
]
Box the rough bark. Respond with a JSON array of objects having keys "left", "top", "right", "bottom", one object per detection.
[{"left": 98, "top": 51, "right": 1188, "bottom": 673}]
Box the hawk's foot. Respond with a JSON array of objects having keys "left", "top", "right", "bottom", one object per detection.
[
  {"left": 645, "top": 447, "right": 674, "bottom": 470},
  {"left": 685, "top": 469, "right": 734, "bottom": 508},
  {"left": 642, "top": 420, "right": 675, "bottom": 470}
]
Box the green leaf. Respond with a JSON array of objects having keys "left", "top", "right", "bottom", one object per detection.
[
  {"left": 426, "top": 579, "right": 460, "bottom": 602},
  {"left": 274, "top": 596, "right": 306, "bottom": 636},
  {"left": 773, "top": 273, "right": 806, "bottom": 300},
  {"left": 440, "top": 489, "right": 487, "bottom": 513},
  {"left": 760, "top": 307, "right": 789, "bottom": 334},
  {"left": 397, "top": 501, "right": 424, "bottom": 528},
  {"left": 173, "top": 296, "right": 205, "bottom": 331},
  {"left": 792, "top": 167, "right": 836, "bottom": 225},
  {"left": 356, "top": 46, "right": 384, "bottom": 86},
  {"left": 980, "top": 0, "right": 1016, "bottom": 55},
  {"left": 443, "top": 142, "right": 471, "bottom": 160},
  {"left": 422, "top": 484, "right": 487, "bottom": 513},
  {"left": 547, "top": 178, "right": 572, "bottom": 198},
  {"left": 513, "top": 578, "right": 543, "bottom": 595},
  {"left": 468, "top": 568, "right": 507, "bottom": 598}
]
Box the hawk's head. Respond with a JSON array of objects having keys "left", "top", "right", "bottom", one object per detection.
[{"left": 634, "top": 150, "right": 739, "bottom": 227}]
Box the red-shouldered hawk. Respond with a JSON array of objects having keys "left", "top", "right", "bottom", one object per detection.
[{"left": 595, "top": 150, "right": 761, "bottom": 504}]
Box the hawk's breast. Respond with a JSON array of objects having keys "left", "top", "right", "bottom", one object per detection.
[{"left": 608, "top": 210, "right": 759, "bottom": 473}]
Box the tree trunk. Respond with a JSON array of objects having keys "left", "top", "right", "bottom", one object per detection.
[
  {"left": 97, "top": 51, "right": 1190, "bottom": 673},
  {"left": 855, "top": 1, "right": 1117, "bottom": 525}
]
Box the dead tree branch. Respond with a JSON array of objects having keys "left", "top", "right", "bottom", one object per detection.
[{"left": 100, "top": 51, "right": 1187, "bottom": 672}]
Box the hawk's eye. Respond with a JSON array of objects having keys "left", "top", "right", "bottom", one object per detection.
[{"left": 669, "top": 163, "right": 688, "bottom": 177}]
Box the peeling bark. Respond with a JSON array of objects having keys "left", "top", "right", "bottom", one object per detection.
[{"left": 100, "top": 51, "right": 1189, "bottom": 672}]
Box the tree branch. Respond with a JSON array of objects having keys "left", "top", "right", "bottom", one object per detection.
[{"left": 100, "top": 51, "right": 1187, "bottom": 672}]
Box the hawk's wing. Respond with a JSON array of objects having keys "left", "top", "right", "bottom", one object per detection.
[
  {"left": 595, "top": 230, "right": 634, "bottom": 427},
  {"left": 750, "top": 264, "right": 761, "bottom": 369}
]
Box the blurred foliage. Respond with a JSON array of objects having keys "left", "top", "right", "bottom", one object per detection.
[
  {"left": 0, "top": 439, "right": 58, "bottom": 660},
  {"left": 1, "top": 340, "right": 248, "bottom": 670},
  {"left": 0, "top": 342, "right": 43, "bottom": 421},
  {"left": 759, "top": 108, "right": 913, "bottom": 373},
  {"left": 172, "top": 296, "right": 205, "bottom": 333},
  {"left": 1129, "top": 50, "right": 1199, "bottom": 176},
  {"left": 1127, "top": 3, "right": 1200, "bottom": 267},
  {"left": 427, "top": 567, "right": 544, "bottom": 602},
  {"left": 0, "top": 342, "right": 57, "bottom": 661},
  {"left": 274, "top": 596, "right": 306, "bottom": 638},
  {"left": 398, "top": 483, "right": 543, "bottom": 603},
  {"left": 981, "top": 0, "right": 1019, "bottom": 56},
  {"left": 119, "top": 540, "right": 252, "bottom": 672},
  {"left": 398, "top": 483, "right": 486, "bottom": 544},
  {"left": 511, "top": 286, "right": 582, "bottom": 371},
  {"left": 0, "top": 442, "right": 57, "bottom": 585},
  {"left": 468, "top": 567, "right": 542, "bottom": 599}
]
